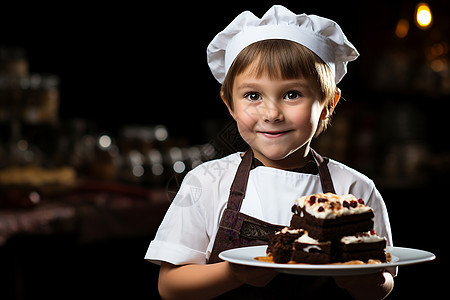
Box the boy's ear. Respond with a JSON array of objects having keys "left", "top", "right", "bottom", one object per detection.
[
  {"left": 320, "top": 88, "right": 341, "bottom": 120},
  {"left": 221, "top": 91, "right": 236, "bottom": 120},
  {"left": 320, "top": 106, "right": 331, "bottom": 120},
  {"left": 333, "top": 88, "right": 341, "bottom": 110}
]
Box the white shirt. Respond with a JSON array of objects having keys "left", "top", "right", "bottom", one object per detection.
[{"left": 145, "top": 152, "right": 393, "bottom": 266}]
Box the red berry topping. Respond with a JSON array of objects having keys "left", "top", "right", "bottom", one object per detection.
[
  {"left": 343, "top": 200, "right": 350, "bottom": 208},
  {"left": 318, "top": 206, "right": 324, "bottom": 212},
  {"left": 358, "top": 198, "right": 364, "bottom": 204},
  {"left": 318, "top": 198, "right": 327, "bottom": 203},
  {"left": 350, "top": 200, "right": 358, "bottom": 208},
  {"left": 308, "top": 195, "right": 316, "bottom": 205}
]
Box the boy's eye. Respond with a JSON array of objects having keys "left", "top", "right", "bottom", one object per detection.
[
  {"left": 284, "top": 91, "right": 302, "bottom": 100},
  {"left": 245, "top": 92, "right": 262, "bottom": 102}
]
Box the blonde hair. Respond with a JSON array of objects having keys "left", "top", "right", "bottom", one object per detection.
[{"left": 221, "top": 39, "right": 337, "bottom": 136}]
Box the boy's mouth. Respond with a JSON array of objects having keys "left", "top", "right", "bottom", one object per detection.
[{"left": 258, "top": 130, "right": 293, "bottom": 138}]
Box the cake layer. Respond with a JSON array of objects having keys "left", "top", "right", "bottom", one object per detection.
[
  {"left": 291, "top": 249, "right": 331, "bottom": 264},
  {"left": 292, "top": 241, "right": 332, "bottom": 264},
  {"left": 291, "top": 205, "right": 374, "bottom": 227},
  {"left": 338, "top": 250, "right": 387, "bottom": 263},
  {"left": 290, "top": 210, "right": 374, "bottom": 241},
  {"left": 339, "top": 231, "right": 387, "bottom": 252},
  {"left": 340, "top": 239, "right": 386, "bottom": 252}
]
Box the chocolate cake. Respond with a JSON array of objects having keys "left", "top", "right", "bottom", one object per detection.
[
  {"left": 266, "top": 193, "right": 387, "bottom": 264},
  {"left": 291, "top": 231, "right": 332, "bottom": 264},
  {"left": 337, "top": 230, "right": 387, "bottom": 262},
  {"left": 267, "top": 227, "right": 304, "bottom": 263},
  {"left": 290, "top": 193, "right": 374, "bottom": 240}
]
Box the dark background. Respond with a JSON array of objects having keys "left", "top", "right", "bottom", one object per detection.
[{"left": 0, "top": 0, "right": 448, "bottom": 298}]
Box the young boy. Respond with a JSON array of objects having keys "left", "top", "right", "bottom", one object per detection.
[{"left": 146, "top": 5, "right": 394, "bottom": 299}]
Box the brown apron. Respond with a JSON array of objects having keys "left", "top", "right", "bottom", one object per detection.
[{"left": 208, "top": 149, "right": 351, "bottom": 299}]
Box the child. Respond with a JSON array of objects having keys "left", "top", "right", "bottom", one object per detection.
[{"left": 146, "top": 5, "right": 394, "bottom": 299}]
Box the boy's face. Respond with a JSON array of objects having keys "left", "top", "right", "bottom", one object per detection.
[{"left": 225, "top": 67, "right": 326, "bottom": 167}]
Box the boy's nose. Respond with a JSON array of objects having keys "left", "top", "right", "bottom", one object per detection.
[{"left": 262, "top": 99, "right": 284, "bottom": 123}]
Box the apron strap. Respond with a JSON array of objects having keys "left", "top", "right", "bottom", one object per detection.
[
  {"left": 226, "top": 150, "right": 253, "bottom": 212},
  {"left": 310, "top": 148, "right": 336, "bottom": 194}
]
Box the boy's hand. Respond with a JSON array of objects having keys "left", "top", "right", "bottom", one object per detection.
[
  {"left": 333, "top": 271, "right": 394, "bottom": 300},
  {"left": 227, "top": 262, "right": 278, "bottom": 287}
]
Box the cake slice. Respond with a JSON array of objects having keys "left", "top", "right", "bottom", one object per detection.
[
  {"left": 266, "top": 227, "right": 304, "bottom": 263},
  {"left": 337, "top": 230, "right": 387, "bottom": 262},
  {"left": 291, "top": 231, "right": 332, "bottom": 264},
  {"left": 290, "top": 193, "right": 374, "bottom": 241}
]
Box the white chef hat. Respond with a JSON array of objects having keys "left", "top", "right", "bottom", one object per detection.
[{"left": 207, "top": 5, "right": 359, "bottom": 84}]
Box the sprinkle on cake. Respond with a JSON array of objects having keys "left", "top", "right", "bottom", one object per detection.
[{"left": 296, "top": 193, "right": 371, "bottom": 219}]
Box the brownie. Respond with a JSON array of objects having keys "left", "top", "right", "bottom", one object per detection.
[
  {"left": 291, "top": 235, "right": 332, "bottom": 264},
  {"left": 336, "top": 232, "right": 387, "bottom": 262},
  {"left": 290, "top": 193, "right": 374, "bottom": 240},
  {"left": 266, "top": 227, "right": 304, "bottom": 263}
]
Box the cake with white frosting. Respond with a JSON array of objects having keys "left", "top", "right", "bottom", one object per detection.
[
  {"left": 291, "top": 231, "right": 332, "bottom": 264},
  {"left": 290, "top": 193, "right": 374, "bottom": 241},
  {"left": 266, "top": 193, "right": 387, "bottom": 264},
  {"left": 267, "top": 227, "right": 304, "bottom": 263},
  {"left": 337, "top": 230, "right": 387, "bottom": 262}
]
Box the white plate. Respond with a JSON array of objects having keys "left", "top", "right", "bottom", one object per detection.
[{"left": 219, "top": 245, "right": 435, "bottom": 276}]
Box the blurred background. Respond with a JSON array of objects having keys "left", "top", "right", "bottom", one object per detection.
[{"left": 0, "top": 0, "right": 448, "bottom": 298}]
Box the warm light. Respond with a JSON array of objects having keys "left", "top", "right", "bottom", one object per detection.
[
  {"left": 415, "top": 3, "right": 432, "bottom": 29},
  {"left": 395, "top": 19, "right": 409, "bottom": 38},
  {"left": 430, "top": 59, "right": 446, "bottom": 73}
]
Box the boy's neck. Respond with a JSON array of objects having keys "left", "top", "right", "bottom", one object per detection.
[{"left": 251, "top": 145, "right": 311, "bottom": 170}]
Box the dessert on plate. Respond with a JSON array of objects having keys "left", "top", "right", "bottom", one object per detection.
[
  {"left": 337, "top": 230, "right": 387, "bottom": 262},
  {"left": 266, "top": 193, "right": 387, "bottom": 264},
  {"left": 267, "top": 227, "right": 304, "bottom": 263},
  {"left": 290, "top": 193, "right": 374, "bottom": 241},
  {"left": 291, "top": 230, "right": 332, "bottom": 264}
]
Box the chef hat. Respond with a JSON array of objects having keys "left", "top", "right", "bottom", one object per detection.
[{"left": 207, "top": 5, "right": 359, "bottom": 84}]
